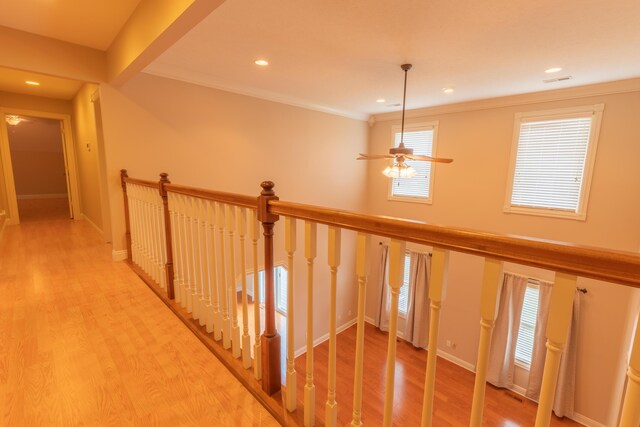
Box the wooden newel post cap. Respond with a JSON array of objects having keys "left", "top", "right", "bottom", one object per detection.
[
  {"left": 120, "top": 169, "right": 128, "bottom": 190},
  {"left": 260, "top": 181, "right": 275, "bottom": 196},
  {"left": 159, "top": 173, "right": 170, "bottom": 197},
  {"left": 258, "top": 181, "right": 279, "bottom": 223}
]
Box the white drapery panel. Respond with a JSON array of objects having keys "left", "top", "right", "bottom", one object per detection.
[
  {"left": 488, "top": 273, "right": 580, "bottom": 418},
  {"left": 527, "top": 281, "right": 580, "bottom": 418},
  {"left": 375, "top": 244, "right": 390, "bottom": 331},
  {"left": 403, "top": 251, "right": 431, "bottom": 348},
  {"left": 487, "top": 273, "right": 528, "bottom": 387}
]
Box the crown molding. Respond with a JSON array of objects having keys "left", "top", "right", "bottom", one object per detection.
[
  {"left": 372, "top": 78, "right": 640, "bottom": 122},
  {"left": 143, "top": 64, "right": 369, "bottom": 121}
]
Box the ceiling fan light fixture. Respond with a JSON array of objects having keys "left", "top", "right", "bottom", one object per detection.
[{"left": 382, "top": 158, "right": 417, "bottom": 178}]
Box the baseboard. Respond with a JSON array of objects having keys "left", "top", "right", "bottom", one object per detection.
[
  {"left": 294, "top": 316, "right": 359, "bottom": 357},
  {"left": 81, "top": 213, "right": 103, "bottom": 235},
  {"left": 112, "top": 249, "right": 128, "bottom": 261},
  {"left": 568, "top": 413, "right": 605, "bottom": 427},
  {"left": 365, "top": 315, "right": 376, "bottom": 325},
  {"left": 17, "top": 193, "right": 67, "bottom": 200},
  {"left": 436, "top": 349, "right": 476, "bottom": 372}
]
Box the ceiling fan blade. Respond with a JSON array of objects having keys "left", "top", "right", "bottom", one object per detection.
[
  {"left": 405, "top": 155, "right": 454, "bottom": 163},
  {"left": 357, "top": 153, "right": 395, "bottom": 160}
]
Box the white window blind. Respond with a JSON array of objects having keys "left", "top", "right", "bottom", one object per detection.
[
  {"left": 511, "top": 116, "right": 593, "bottom": 212},
  {"left": 391, "top": 128, "right": 434, "bottom": 199},
  {"left": 515, "top": 282, "right": 540, "bottom": 367}
]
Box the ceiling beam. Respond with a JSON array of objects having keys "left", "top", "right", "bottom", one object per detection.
[
  {"left": 106, "top": 0, "right": 226, "bottom": 86},
  {"left": 0, "top": 27, "right": 106, "bottom": 83}
]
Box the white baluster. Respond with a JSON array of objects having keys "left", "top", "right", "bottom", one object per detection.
[
  {"left": 169, "top": 192, "right": 182, "bottom": 305},
  {"left": 350, "top": 232, "right": 369, "bottom": 427},
  {"left": 535, "top": 273, "right": 578, "bottom": 426},
  {"left": 205, "top": 200, "right": 217, "bottom": 334},
  {"left": 226, "top": 204, "right": 241, "bottom": 358},
  {"left": 198, "top": 199, "right": 209, "bottom": 326},
  {"left": 470, "top": 258, "right": 504, "bottom": 426},
  {"left": 178, "top": 194, "right": 189, "bottom": 307},
  {"left": 184, "top": 196, "right": 194, "bottom": 313},
  {"left": 216, "top": 202, "right": 231, "bottom": 349},
  {"left": 304, "top": 221, "right": 317, "bottom": 427},
  {"left": 237, "top": 206, "right": 252, "bottom": 368},
  {"left": 619, "top": 315, "right": 640, "bottom": 427},
  {"left": 208, "top": 201, "right": 221, "bottom": 339},
  {"left": 421, "top": 248, "right": 450, "bottom": 427},
  {"left": 285, "top": 216, "right": 297, "bottom": 412},
  {"left": 250, "top": 210, "right": 262, "bottom": 380},
  {"left": 382, "top": 239, "right": 406, "bottom": 427},
  {"left": 128, "top": 185, "right": 137, "bottom": 265},
  {"left": 325, "top": 226, "right": 341, "bottom": 427},
  {"left": 191, "top": 198, "right": 202, "bottom": 320}
]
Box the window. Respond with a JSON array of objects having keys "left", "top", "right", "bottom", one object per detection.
[
  {"left": 505, "top": 104, "right": 603, "bottom": 220},
  {"left": 515, "top": 280, "right": 540, "bottom": 368},
  {"left": 398, "top": 254, "right": 411, "bottom": 316},
  {"left": 389, "top": 122, "right": 438, "bottom": 203},
  {"left": 275, "top": 266, "right": 288, "bottom": 315},
  {"left": 246, "top": 265, "right": 287, "bottom": 313}
]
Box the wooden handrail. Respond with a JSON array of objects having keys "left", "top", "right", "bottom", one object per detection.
[
  {"left": 122, "top": 176, "right": 159, "bottom": 188},
  {"left": 269, "top": 200, "right": 640, "bottom": 288},
  {"left": 165, "top": 183, "right": 257, "bottom": 209}
]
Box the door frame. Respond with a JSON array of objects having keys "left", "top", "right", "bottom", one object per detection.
[{"left": 0, "top": 108, "right": 81, "bottom": 225}]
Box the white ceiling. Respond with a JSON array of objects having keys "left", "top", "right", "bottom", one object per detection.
[
  {"left": 0, "top": 0, "right": 141, "bottom": 50},
  {"left": 146, "top": 0, "right": 640, "bottom": 120}
]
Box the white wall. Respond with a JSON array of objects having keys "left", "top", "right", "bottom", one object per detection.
[{"left": 364, "top": 88, "right": 640, "bottom": 424}]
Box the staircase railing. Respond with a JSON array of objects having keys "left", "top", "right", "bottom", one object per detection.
[{"left": 119, "top": 170, "right": 640, "bottom": 427}]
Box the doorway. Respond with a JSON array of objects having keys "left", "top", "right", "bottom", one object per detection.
[{"left": 0, "top": 110, "right": 81, "bottom": 225}]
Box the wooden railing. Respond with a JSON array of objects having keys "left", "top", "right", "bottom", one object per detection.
[{"left": 120, "top": 170, "right": 640, "bottom": 427}]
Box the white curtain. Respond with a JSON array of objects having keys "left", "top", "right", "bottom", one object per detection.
[
  {"left": 403, "top": 251, "right": 431, "bottom": 348},
  {"left": 526, "top": 281, "right": 580, "bottom": 418},
  {"left": 487, "top": 272, "right": 528, "bottom": 387},
  {"left": 375, "top": 244, "right": 390, "bottom": 331}
]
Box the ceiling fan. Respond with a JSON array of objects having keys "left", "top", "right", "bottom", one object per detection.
[{"left": 358, "top": 64, "right": 453, "bottom": 178}]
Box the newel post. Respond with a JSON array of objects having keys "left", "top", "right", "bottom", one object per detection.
[
  {"left": 120, "top": 169, "right": 132, "bottom": 263},
  {"left": 159, "top": 173, "right": 175, "bottom": 300},
  {"left": 258, "top": 181, "right": 281, "bottom": 395}
]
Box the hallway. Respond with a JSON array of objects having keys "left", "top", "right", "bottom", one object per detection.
[{"left": 0, "top": 216, "right": 277, "bottom": 426}]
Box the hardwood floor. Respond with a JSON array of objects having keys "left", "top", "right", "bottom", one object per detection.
[
  {"left": 0, "top": 216, "right": 278, "bottom": 426},
  {"left": 294, "top": 323, "right": 582, "bottom": 426}
]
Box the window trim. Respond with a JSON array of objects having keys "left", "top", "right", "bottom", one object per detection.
[
  {"left": 503, "top": 104, "right": 604, "bottom": 220},
  {"left": 387, "top": 121, "right": 439, "bottom": 205}
]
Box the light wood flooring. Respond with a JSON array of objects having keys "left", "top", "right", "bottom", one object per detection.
[
  {"left": 0, "top": 209, "right": 278, "bottom": 426},
  {"left": 293, "top": 323, "right": 582, "bottom": 426}
]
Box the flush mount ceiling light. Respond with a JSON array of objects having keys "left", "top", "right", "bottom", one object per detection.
[
  {"left": 376, "top": 98, "right": 386, "bottom": 103},
  {"left": 442, "top": 87, "right": 454, "bottom": 93},
  {"left": 357, "top": 64, "right": 453, "bottom": 178},
  {"left": 545, "top": 67, "right": 562, "bottom": 73},
  {"left": 25, "top": 80, "right": 40, "bottom": 86},
  {"left": 5, "top": 115, "right": 25, "bottom": 126},
  {"left": 254, "top": 59, "right": 269, "bottom": 66}
]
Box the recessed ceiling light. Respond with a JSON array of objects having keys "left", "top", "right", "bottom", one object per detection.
[
  {"left": 442, "top": 87, "right": 454, "bottom": 93},
  {"left": 376, "top": 98, "right": 386, "bottom": 103},
  {"left": 25, "top": 81, "right": 40, "bottom": 86},
  {"left": 545, "top": 67, "right": 562, "bottom": 74},
  {"left": 255, "top": 59, "right": 269, "bottom": 66}
]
